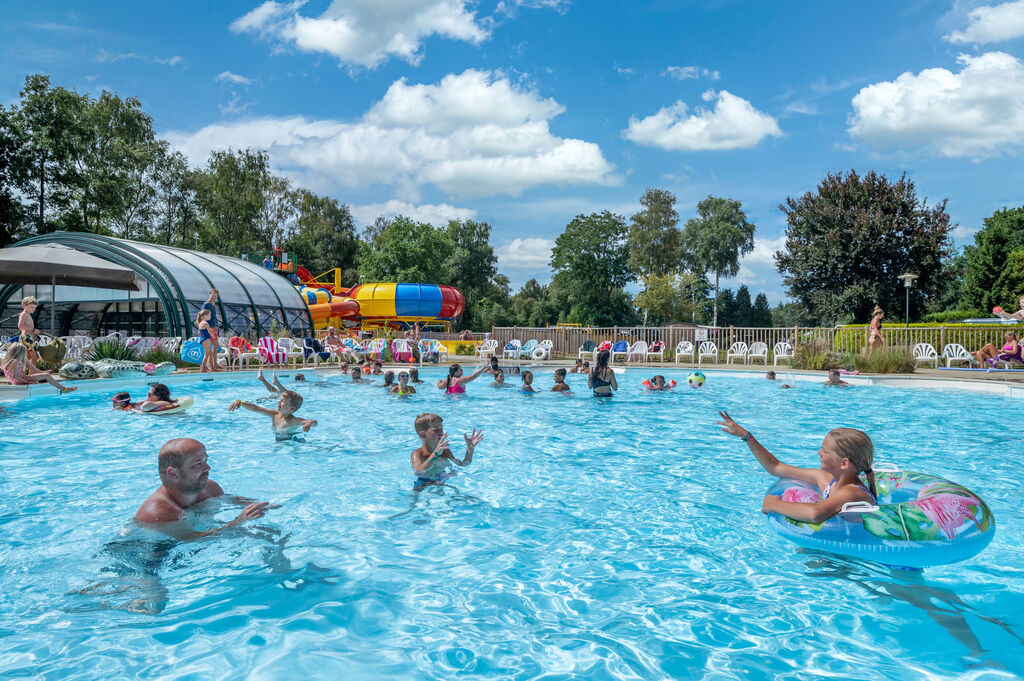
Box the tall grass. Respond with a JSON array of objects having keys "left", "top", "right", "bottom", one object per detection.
[
  {"left": 141, "top": 347, "right": 189, "bottom": 368},
  {"left": 83, "top": 339, "right": 141, "bottom": 362},
  {"left": 791, "top": 339, "right": 843, "bottom": 371},
  {"left": 853, "top": 348, "right": 916, "bottom": 374}
]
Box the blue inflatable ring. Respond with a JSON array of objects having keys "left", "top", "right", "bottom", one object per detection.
[{"left": 765, "top": 466, "right": 995, "bottom": 569}]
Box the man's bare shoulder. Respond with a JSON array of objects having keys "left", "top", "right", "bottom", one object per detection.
[
  {"left": 135, "top": 489, "right": 182, "bottom": 524},
  {"left": 196, "top": 479, "right": 224, "bottom": 502}
]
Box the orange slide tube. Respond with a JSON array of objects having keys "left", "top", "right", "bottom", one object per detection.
[{"left": 307, "top": 298, "right": 360, "bottom": 322}]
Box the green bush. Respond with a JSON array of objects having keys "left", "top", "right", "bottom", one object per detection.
[
  {"left": 454, "top": 343, "right": 475, "bottom": 356},
  {"left": 853, "top": 348, "right": 916, "bottom": 374},
  {"left": 920, "top": 309, "right": 985, "bottom": 323},
  {"left": 791, "top": 339, "right": 843, "bottom": 371},
  {"left": 84, "top": 339, "right": 141, "bottom": 362},
  {"left": 141, "top": 347, "right": 189, "bottom": 368}
]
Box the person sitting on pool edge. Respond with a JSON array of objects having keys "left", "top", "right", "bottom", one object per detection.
[
  {"left": 410, "top": 412, "right": 483, "bottom": 491},
  {"left": 551, "top": 368, "right": 571, "bottom": 392},
  {"left": 824, "top": 369, "right": 850, "bottom": 387},
  {"left": 765, "top": 371, "right": 793, "bottom": 389},
  {"left": 390, "top": 371, "right": 416, "bottom": 395},
  {"left": 136, "top": 383, "right": 178, "bottom": 412},
  {"left": 228, "top": 390, "right": 318, "bottom": 440},
  {"left": 135, "top": 438, "right": 270, "bottom": 540},
  {"left": 714, "top": 410, "right": 876, "bottom": 523}
]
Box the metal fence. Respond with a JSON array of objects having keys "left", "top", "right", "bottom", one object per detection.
[{"left": 489, "top": 324, "right": 1024, "bottom": 361}]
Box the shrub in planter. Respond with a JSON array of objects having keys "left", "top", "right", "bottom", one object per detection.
[{"left": 84, "top": 339, "right": 141, "bottom": 362}]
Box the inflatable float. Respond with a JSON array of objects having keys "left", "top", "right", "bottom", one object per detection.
[
  {"left": 135, "top": 396, "right": 193, "bottom": 415},
  {"left": 765, "top": 466, "right": 995, "bottom": 569}
]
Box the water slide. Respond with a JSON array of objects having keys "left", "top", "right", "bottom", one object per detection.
[{"left": 301, "top": 282, "right": 465, "bottom": 328}]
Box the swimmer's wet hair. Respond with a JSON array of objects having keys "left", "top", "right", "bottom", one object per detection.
[
  {"left": 414, "top": 412, "right": 442, "bottom": 434},
  {"left": 766, "top": 371, "right": 776, "bottom": 379},
  {"left": 294, "top": 373, "right": 306, "bottom": 381},
  {"left": 554, "top": 368, "right": 566, "bottom": 378},
  {"left": 150, "top": 383, "right": 171, "bottom": 402},
  {"left": 281, "top": 390, "right": 303, "bottom": 409},
  {"left": 158, "top": 438, "right": 203, "bottom": 480},
  {"left": 383, "top": 371, "right": 395, "bottom": 385}
]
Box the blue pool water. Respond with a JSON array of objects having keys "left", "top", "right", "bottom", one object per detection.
[{"left": 1, "top": 368, "right": 1023, "bottom": 680}]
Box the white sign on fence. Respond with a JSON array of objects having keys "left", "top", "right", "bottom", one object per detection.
[{"left": 695, "top": 329, "right": 708, "bottom": 341}]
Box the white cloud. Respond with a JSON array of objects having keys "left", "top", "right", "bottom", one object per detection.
[
  {"left": 614, "top": 63, "right": 634, "bottom": 75},
  {"left": 497, "top": 0, "right": 571, "bottom": 15},
  {"left": 95, "top": 49, "right": 182, "bottom": 66},
  {"left": 230, "top": 0, "right": 489, "bottom": 70},
  {"left": 495, "top": 237, "right": 555, "bottom": 268},
  {"left": 216, "top": 71, "right": 256, "bottom": 86},
  {"left": 623, "top": 90, "right": 782, "bottom": 151},
  {"left": 167, "top": 68, "right": 617, "bottom": 198},
  {"left": 946, "top": 0, "right": 1024, "bottom": 44},
  {"left": 847, "top": 52, "right": 1024, "bottom": 158},
  {"left": 663, "top": 65, "right": 720, "bottom": 81},
  {"left": 350, "top": 200, "right": 476, "bottom": 227}
]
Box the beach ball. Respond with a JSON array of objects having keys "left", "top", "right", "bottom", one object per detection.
[
  {"left": 993, "top": 306, "right": 1004, "bottom": 314},
  {"left": 142, "top": 362, "right": 156, "bottom": 375},
  {"left": 687, "top": 371, "right": 706, "bottom": 389}
]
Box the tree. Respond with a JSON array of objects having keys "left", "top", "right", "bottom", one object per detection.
[
  {"left": 733, "top": 284, "right": 752, "bottom": 327},
  {"left": 0, "top": 105, "right": 27, "bottom": 247},
  {"left": 715, "top": 288, "right": 735, "bottom": 327},
  {"left": 283, "top": 190, "right": 359, "bottom": 284},
  {"left": 770, "top": 301, "right": 814, "bottom": 327},
  {"left": 682, "top": 195, "right": 755, "bottom": 326},
  {"left": 634, "top": 274, "right": 701, "bottom": 324},
  {"left": 194, "top": 148, "right": 273, "bottom": 256},
  {"left": 751, "top": 292, "right": 772, "bottom": 327},
  {"left": 357, "top": 216, "right": 453, "bottom": 283},
  {"left": 549, "top": 211, "right": 633, "bottom": 325},
  {"left": 627, "top": 188, "right": 682, "bottom": 278},
  {"left": 444, "top": 219, "right": 503, "bottom": 330},
  {"left": 995, "top": 249, "right": 1024, "bottom": 309},
  {"left": 960, "top": 206, "right": 1024, "bottom": 313},
  {"left": 775, "top": 170, "right": 954, "bottom": 325}
]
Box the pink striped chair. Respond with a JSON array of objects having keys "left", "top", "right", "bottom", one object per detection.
[{"left": 257, "top": 336, "right": 288, "bottom": 365}]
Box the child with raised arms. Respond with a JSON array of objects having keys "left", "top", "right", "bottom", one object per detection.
[
  {"left": 715, "top": 410, "right": 876, "bottom": 523},
  {"left": 410, "top": 412, "right": 483, "bottom": 491},
  {"left": 229, "top": 390, "right": 318, "bottom": 440}
]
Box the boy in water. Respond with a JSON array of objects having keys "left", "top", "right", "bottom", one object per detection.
[
  {"left": 569, "top": 359, "right": 585, "bottom": 373},
  {"left": 372, "top": 360, "right": 384, "bottom": 375},
  {"left": 410, "top": 412, "right": 483, "bottom": 491},
  {"left": 381, "top": 370, "right": 395, "bottom": 389},
  {"left": 409, "top": 368, "right": 424, "bottom": 384},
  {"left": 350, "top": 367, "right": 368, "bottom": 383},
  {"left": 551, "top": 368, "right": 571, "bottom": 392},
  {"left": 228, "top": 390, "right": 318, "bottom": 440},
  {"left": 491, "top": 369, "right": 508, "bottom": 388},
  {"left": 765, "top": 370, "right": 793, "bottom": 389}
]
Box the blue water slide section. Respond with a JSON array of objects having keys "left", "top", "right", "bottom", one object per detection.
[{"left": 395, "top": 283, "right": 442, "bottom": 317}]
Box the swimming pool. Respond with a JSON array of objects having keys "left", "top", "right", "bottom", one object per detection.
[{"left": 1, "top": 368, "right": 1022, "bottom": 679}]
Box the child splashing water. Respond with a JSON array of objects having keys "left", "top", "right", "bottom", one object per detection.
[
  {"left": 715, "top": 410, "right": 876, "bottom": 523},
  {"left": 410, "top": 412, "right": 483, "bottom": 491},
  {"left": 228, "top": 391, "right": 318, "bottom": 441}
]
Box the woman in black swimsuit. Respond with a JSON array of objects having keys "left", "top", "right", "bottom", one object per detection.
[{"left": 588, "top": 349, "right": 617, "bottom": 397}]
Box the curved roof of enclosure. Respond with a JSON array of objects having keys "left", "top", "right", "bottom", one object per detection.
[{"left": 1, "top": 232, "right": 312, "bottom": 337}]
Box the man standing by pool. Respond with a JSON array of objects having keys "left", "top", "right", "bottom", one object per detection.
[
  {"left": 136, "top": 438, "right": 269, "bottom": 539},
  {"left": 199, "top": 289, "right": 221, "bottom": 373}
]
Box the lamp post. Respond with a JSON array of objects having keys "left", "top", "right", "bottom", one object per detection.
[{"left": 897, "top": 273, "right": 918, "bottom": 329}]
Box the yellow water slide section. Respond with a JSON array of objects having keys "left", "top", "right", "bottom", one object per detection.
[{"left": 352, "top": 282, "right": 397, "bottom": 318}]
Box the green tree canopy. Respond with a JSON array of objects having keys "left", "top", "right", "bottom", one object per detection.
[
  {"left": 549, "top": 211, "right": 633, "bottom": 324},
  {"left": 751, "top": 292, "right": 773, "bottom": 327},
  {"left": 627, "top": 187, "right": 682, "bottom": 278},
  {"left": 634, "top": 274, "right": 702, "bottom": 325},
  {"left": 282, "top": 189, "right": 359, "bottom": 284},
  {"left": 775, "top": 170, "right": 954, "bottom": 325},
  {"left": 682, "top": 195, "right": 755, "bottom": 326},
  {"left": 959, "top": 206, "right": 1024, "bottom": 313},
  {"left": 732, "top": 284, "right": 753, "bottom": 327},
  {"left": 443, "top": 219, "right": 507, "bottom": 330},
  {"left": 357, "top": 216, "right": 454, "bottom": 284}
]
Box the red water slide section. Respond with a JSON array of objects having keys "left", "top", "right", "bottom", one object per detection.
[{"left": 294, "top": 265, "right": 351, "bottom": 297}]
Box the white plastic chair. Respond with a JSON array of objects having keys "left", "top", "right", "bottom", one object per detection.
[
  {"left": 674, "top": 341, "right": 694, "bottom": 364},
  {"left": 647, "top": 341, "right": 666, "bottom": 363},
  {"left": 476, "top": 339, "right": 498, "bottom": 358},
  {"left": 533, "top": 339, "right": 553, "bottom": 360},
  {"left": 217, "top": 336, "right": 234, "bottom": 368},
  {"left": 158, "top": 337, "right": 183, "bottom": 354},
  {"left": 698, "top": 341, "right": 718, "bottom": 364},
  {"left": 627, "top": 340, "right": 648, "bottom": 363},
  {"left": 503, "top": 340, "right": 521, "bottom": 359},
  {"left": 941, "top": 343, "right": 975, "bottom": 368},
  {"left": 366, "top": 338, "right": 387, "bottom": 363},
  {"left": 912, "top": 342, "right": 939, "bottom": 368},
  {"left": 748, "top": 342, "right": 769, "bottom": 365},
  {"left": 418, "top": 338, "right": 449, "bottom": 363},
  {"left": 275, "top": 337, "right": 305, "bottom": 367},
  {"left": 578, "top": 341, "right": 597, "bottom": 360},
  {"left": 726, "top": 342, "right": 749, "bottom": 364},
  {"left": 773, "top": 342, "right": 793, "bottom": 366},
  {"left": 517, "top": 339, "right": 539, "bottom": 359}
]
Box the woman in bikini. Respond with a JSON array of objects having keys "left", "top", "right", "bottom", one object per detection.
[
  {"left": 868, "top": 306, "right": 885, "bottom": 353},
  {"left": 974, "top": 331, "right": 1021, "bottom": 368},
  {"left": 436, "top": 362, "right": 487, "bottom": 393},
  {"left": 587, "top": 349, "right": 617, "bottom": 397}
]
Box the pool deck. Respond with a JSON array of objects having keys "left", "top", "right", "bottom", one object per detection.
[{"left": 3, "top": 359, "right": 1024, "bottom": 402}]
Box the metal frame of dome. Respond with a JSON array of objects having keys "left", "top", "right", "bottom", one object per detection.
[{"left": 0, "top": 233, "right": 313, "bottom": 337}]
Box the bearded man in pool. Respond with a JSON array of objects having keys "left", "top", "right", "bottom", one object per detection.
[{"left": 136, "top": 438, "right": 270, "bottom": 540}]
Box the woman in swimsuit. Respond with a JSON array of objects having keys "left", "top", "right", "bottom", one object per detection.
[
  {"left": 196, "top": 309, "right": 218, "bottom": 373},
  {"left": 587, "top": 350, "right": 617, "bottom": 397},
  {"left": 1, "top": 342, "right": 76, "bottom": 393},
  {"left": 436, "top": 363, "right": 487, "bottom": 393},
  {"left": 973, "top": 331, "right": 1019, "bottom": 367},
  {"left": 716, "top": 410, "right": 876, "bottom": 523},
  {"left": 390, "top": 371, "right": 416, "bottom": 395},
  {"left": 868, "top": 306, "right": 885, "bottom": 353}
]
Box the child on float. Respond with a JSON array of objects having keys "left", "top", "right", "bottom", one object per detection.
[
  {"left": 436, "top": 363, "right": 487, "bottom": 393},
  {"left": 551, "top": 368, "right": 571, "bottom": 392},
  {"left": 112, "top": 391, "right": 136, "bottom": 410},
  {"left": 0, "top": 342, "right": 76, "bottom": 393},
  {"left": 715, "top": 410, "right": 876, "bottom": 523},
  {"left": 390, "top": 371, "right": 416, "bottom": 395},
  {"left": 137, "top": 383, "right": 177, "bottom": 412},
  {"left": 228, "top": 390, "right": 317, "bottom": 440},
  {"left": 410, "top": 412, "right": 483, "bottom": 491},
  {"left": 643, "top": 375, "right": 676, "bottom": 391},
  {"left": 521, "top": 370, "right": 536, "bottom": 393}
]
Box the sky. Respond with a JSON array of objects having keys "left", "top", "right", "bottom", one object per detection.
[{"left": 3, "top": 0, "right": 1024, "bottom": 301}]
